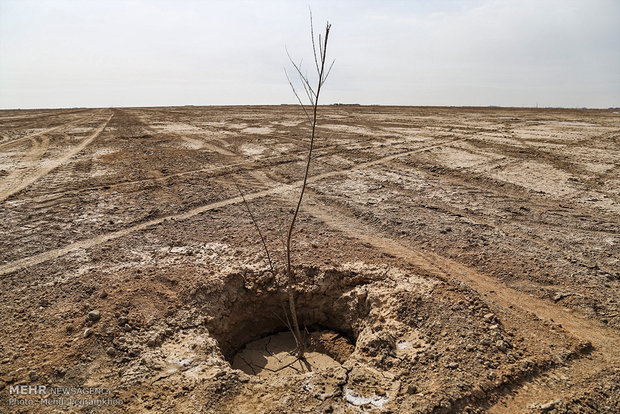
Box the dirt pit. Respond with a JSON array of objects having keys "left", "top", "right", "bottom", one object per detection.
[
  {"left": 203, "top": 267, "right": 358, "bottom": 377},
  {"left": 172, "top": 264, "right": 588, "bottom": 413}
]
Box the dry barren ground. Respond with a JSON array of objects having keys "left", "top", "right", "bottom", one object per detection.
[{"left": 0, "top": 106, "right": 618, "bottom": 413}]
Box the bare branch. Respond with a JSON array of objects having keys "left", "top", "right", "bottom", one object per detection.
[
  {"left": 233, "top": 179, "right": 274, "bottom": 274},
  {"left": 309, "top": 8, "right": 321, "bottom": 76},
  {"left": 286, "top": 48, "right": 317, "bottom": 103},
  {"left": 284, "top": 68, "right": 312, "bottom": 125},
  {"left": 273, "top": 309, "right": 294, "bottom": 336},
  {"left": 286, "top": 49, "right": 317, "bottom": 105},
  {"left": 298, "top": 69, "right": 316, "bottom": 106},
  {"left": 323, "top": 59, "right": 336, "bottom": 83}
]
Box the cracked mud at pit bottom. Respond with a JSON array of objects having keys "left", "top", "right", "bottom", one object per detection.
[{"left": 232, "top": 330, "right": 354, "bottom": 377}]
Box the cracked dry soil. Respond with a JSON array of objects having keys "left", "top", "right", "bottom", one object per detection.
[{"left": 0, "top": 106, "right": 618, "bottom": 413}]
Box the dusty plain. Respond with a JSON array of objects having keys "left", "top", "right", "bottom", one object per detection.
[{"left": 0, "top": 105, "right": 618, "bottom": 413}]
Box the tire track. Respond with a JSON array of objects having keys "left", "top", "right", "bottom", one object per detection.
[
  {"left": 0, "top": 138, "right": 461, "bottom": 276},
  {"left": 0, "top": 108, "right": 89, "bottom": 123},
  {"left": 464, "top": 129, "right": 620, "bottom": 202},
  {"left": 0, "top": 133, "right": 11, "bottom": 144},
  {"left": 295, "top": 193, "right": 620, "bottom": 413},
  {"left": 0, "top": 113, "right": 113, "bottom": 203},
  {"left": 178, "top": 135, "right": 239, "bottom": 155},
  {"left": 369, "top": 159, "right": 618, "bottom": 239},
  {"left": 0, "top": 112, "right": 95, "bottom": 150},
  {"left": 510, "top": 137, "right": 620, "bottom": 203},
  {"left": 19, "top": 131, "right": 433, "bottom": 203},
  {"left": 177, "top": 115, "right": 312, "bottom": 147},
  {"left": 0, "top": 135, "right": 51, "bottom": 202},
  {"left": 385, "top": 155, "right": 619, "bottom": 232}
]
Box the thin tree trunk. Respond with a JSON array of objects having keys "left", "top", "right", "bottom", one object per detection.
[{"left": 285, "top": 22, "right": 331, "bottom": 359}]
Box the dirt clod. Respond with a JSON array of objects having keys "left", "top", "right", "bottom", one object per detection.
[{"left": 87, "top": 309, "right": 101, "bottom": 323}]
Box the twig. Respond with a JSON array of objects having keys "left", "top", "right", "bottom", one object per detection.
[{"left": 233, "top": 178, "right": 274, "bottom": 274}]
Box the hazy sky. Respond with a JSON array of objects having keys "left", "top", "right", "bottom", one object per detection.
[{"left": 1, "top": 0, "right": 618, "bottom": 109}]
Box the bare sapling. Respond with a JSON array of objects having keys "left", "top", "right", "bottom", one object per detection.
[
  {"left": 233, "top": 12, "right": 333, "bottom": 361},
  {"left": 284, "top": 12, "right": 334, "bottom": 358}
]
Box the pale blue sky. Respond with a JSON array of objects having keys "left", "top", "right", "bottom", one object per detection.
[{"left": 1, "top": 0, "right": 618, "bottom": 109}]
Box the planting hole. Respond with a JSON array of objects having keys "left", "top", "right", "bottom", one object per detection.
[{"left": 195, "top": 267, "right": 369, "bottom": 376}]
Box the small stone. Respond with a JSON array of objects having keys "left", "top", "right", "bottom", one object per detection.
[
  {"left": 496, "top": 340, "right": 507, "bottom": 352},
  {"left": 406, "top": 384, "right": 417, "bottom": 394},
  {"left": 87, "top": 310, "right": 101, "bottom": 323},
  {"left": 83, "top": 328, "right": 93, "bottom": 338},
  {"left": 446, "top": 362, "right": 459, "bottom": 369},
  {"left": 29, "top": 371, "right": 38, "bottom": 381},
  {"left": 489, "top": 324, "right": 499, "bottom": 330},
  {"left": 65, "top": 325, "right": 74, "bottom": 334},
  {"left": 123, "top": 324, "right": 132, "bottom": 332},
  {"left": 118, "top": 316, "right": 128, "bottom": 326},
  {"left": 483, "top": 313, "right": 495, "bottom": 321},
  {"left": 106, "top": 347, "right": 116, "bottom": 357}
]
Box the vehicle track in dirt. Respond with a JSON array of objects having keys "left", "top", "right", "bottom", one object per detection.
[
  {"left": 0, "top": 112, "right": 94, "bottom": 151},
  {"left": 0, "top": 133, "right": 11, "bottom": 144},
  {"left": 294, "top": 190, "right": 619, "bottom": 413},
  {"left": 7, "top": 118, "right": 453, "bottom": 212},
  {"left": 0, "top": 138, "right": 463, "bottom": 276},
  {"left": 371, "top": 157, "right": 618, "bottom": 283},
  {"left": 385, "top": 156, "right": 619, "bottom": 235},
  {"left": 0, "top": 135, "right": 51, "bottom": 201},
  {"left": 507, "top": 130, "right": 620, "bottom": 203},
  {"left": 461, "top": 131, "right": 620, "bottom": 203},
  {"left": 0, "top": 108, "right": 88, "bottom": 122},
  {"left": 0, "top": 112, "right": 112, "bottom": 203},
  {"left": 131, "top": 111, "right": 316, "bottom": 152}
]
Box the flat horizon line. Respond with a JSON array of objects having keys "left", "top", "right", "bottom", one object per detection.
[{"left": 1, "top": 104, "right": 618, "bottom": 111}]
